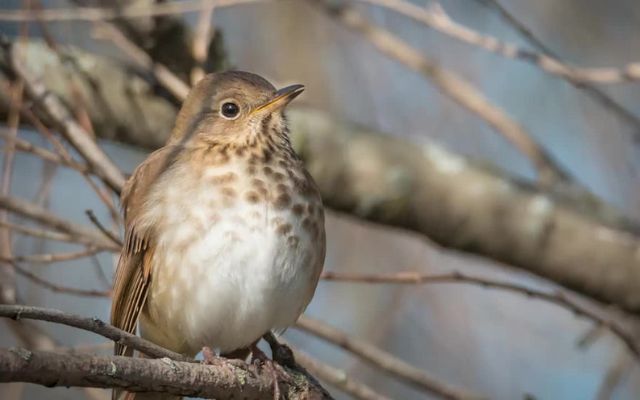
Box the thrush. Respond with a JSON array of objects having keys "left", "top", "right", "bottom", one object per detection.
[{"left": 110, "top": 71, "right": 326, "bottom": 398}]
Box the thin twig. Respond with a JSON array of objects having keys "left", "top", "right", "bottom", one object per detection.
[
  {"left": 0, "top": 0, "right": 265, "bottom": 22},
  {"left": 92, "top": 22, "right": 190, "bottom": 101},
  {"left": 1, "top": 246, "right": 102, "bottom": 264},
  {"left": 0, "top": 220, "right": 105, "bottom": 248},
  {"left": 0, "top": 305, "right": 188, "bottom": 360},
  {"left": 595, "top": 351, "right": 631, "bottom": 400},
  {"left": 0, "top": 77, "right": 23, "bottom": 306},
  {"left": 296, "top": 316, "right": 483, "bottom": 400},
  {"left": 13, "top": 264, "right": 110, "bottom": 297},
  {"left": 85, "top": 209, "right": 122, "bottom": 246},
  {"left": 321, "top": 270, "right": 640, "bottom": 360},
  {"left": 286, "top": 342, "right": 391, "bottom": 400},
  {"left": 357, "top": 0, "right": 640, "bottom": 84},
  {"left": 474, "top": 0, "right": 640, "bottom": 139},
  {"left": 0, "top": 127, "right": 91, "bottom": 174},
  {"left": 21, "top": 105, "right": 121, "bottom": 222},
  {"left": 88, "top": 254, "right": 112, "bottom": 290},
  {"left": 7, "top": 42, "right": 126, "bottom": 193},
  {"left": 191, "top": 1, "right": 216, "bottom": 85},
  {"left": 310, "top": 0, "right": 569, "bottom": 187},
  {"left": 0, "top": 195, "right": 118, "bottom": 250}
]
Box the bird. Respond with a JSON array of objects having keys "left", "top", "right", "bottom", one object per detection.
[{"left": 110, "top": 71, "right": 326, "bottom": 399}]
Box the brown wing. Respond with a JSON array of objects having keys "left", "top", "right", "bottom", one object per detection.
[{"left": 111, "top": 145, "right": 182, "bottom": 357}]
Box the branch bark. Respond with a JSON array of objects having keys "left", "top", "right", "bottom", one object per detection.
[
  {"left": 2, "top": 41, "right": 640, "bottom": 312},
  {"left": 0, "top": 305, "right": 334, "bottom": 399},
  {"left": 0, "top": 348, "right": 330, "bottom": 399}
]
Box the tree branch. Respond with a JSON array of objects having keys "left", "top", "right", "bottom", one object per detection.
[
  {"left": 289, "top": 345, "right": 392, "bottom": 400},
  {"left": 0, "top": 348, "right": 330, "bottom": 399},
  {"left": 0, "top": 305, "right": 333, "bottom": 399},
  {"left": 308, "top": 0, "right": 570, "bottom": 187},
  {"left": 296, "top": 316, "right": 484, "bottom": 399},
  {"left": 357, "top": 0, "right": 640, "bottom": 85},
  {"left": 6, "top": 39, "right": 126, "bottom": 193},
  {"left": 319, "top": 271, "right": 640, "bottom": 360},
  {"left": 0, "top": 195, "right": 118, "bottom": 250},
  {"left": 0, "top": 305, "right": 187, "bottom": 361},
  {"left": 12, "top": 264, "right": 111, "bottom": 297},
  {"left": 0, "top": 0, "right": 265, "bottom": 22}
]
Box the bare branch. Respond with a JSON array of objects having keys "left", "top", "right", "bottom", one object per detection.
[
  {"left": 0, "top": 305, "right": 189, "bottom": 361},
  {"left": 289, "top": 344, "right": 390, "bottom": 400},
  {"left": 0, "top": 220, "right": 97, "bottom": 246},
  {"left": 0, "top": 306, "right": 334, "bottom": 398},
  {"left": 85, "top": 209, "right": 122, "bottom": 247},
  {"left": 0, "top": 127, "right": 91, "bottom": 174},
  {"left": 296, "top": 316, "right": 483, "bottom": 400},
  {"left": 309, "top": 0, "right": 570, "bottom": 187},
  {"left": 0, "top": 78, "right": 23, "bottom": 306},
  {"left": 321, "top": 271, "right": 640, "bottom": 359},
  {"left": 595, "top": 351, "right": 632, "bottom": 400},
  {"left": 0, "top": 348, "right": 331, "bottom": 399},
  {"left": 13, "top": 264, "right": 111, "bottom": 297},
  {"left": 477, "top": 0, "right": 640, "bottom": 139},
  {"left": 92, "top": 22, "right": 190, "bottom": 101},
  {"left": 2, "top": 246, "right": 102, "bottom": 264},
  {"left": 358, "top": 0, "right": 640, "bottom": 85},
  {"left": 191, "top": 2, "right": 216, "bottom": 85},
  {"left": 0, "top": 0, "right": 265, "bottom": 22},
  {"left": 20, "top": 108, "right": 121, "bottom": 222},
  {"left": 6, "top": 41, "right": 126, "bottom": 193},
  {"left": 0, "top": 195, "right": 118, "bottom": 250}
]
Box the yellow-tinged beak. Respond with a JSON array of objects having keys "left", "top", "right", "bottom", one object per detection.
[{"left": 252, "top": 84, "right": 305, "bottom": 115}]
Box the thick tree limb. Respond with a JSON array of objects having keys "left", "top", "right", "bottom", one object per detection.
[
  {"left": 292, "top": 108, "right": 640, "bottom": 312},
  {"left": 2, "top": 41, "right": 640, "bottom": 312},
  {"left": 0, "top": 305, "right": 333, "bottom": 399},
  {"left": 0, "top": 348, "right": 330, "bottom": 399}
]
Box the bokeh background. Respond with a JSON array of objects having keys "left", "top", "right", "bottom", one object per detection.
[{"left": 2, "top": 0, "right": 640, "bottom": 399}]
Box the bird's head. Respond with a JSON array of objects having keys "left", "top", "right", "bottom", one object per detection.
[{"left": 170, "top": 71, "right": 304, "bottom": 147}]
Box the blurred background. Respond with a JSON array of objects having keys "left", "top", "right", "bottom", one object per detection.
[{"left": 1, "top": 0, "right": 640, "bottom": 399}]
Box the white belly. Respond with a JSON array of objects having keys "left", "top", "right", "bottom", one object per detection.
[{"left": 139, "top": 161, "right": 323, "bottom": 355}]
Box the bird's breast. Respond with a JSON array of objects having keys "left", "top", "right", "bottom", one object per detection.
[{"left": 139, "top": 156, "right": 325, "bottom": 354}]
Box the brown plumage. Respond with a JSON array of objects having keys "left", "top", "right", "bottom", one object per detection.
[{"left": 111, "top": 72, "right": 326, "bottom": 399}]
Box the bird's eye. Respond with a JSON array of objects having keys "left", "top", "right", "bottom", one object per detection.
[{"left": 220, "top": 102, "right": 240, "bottom": 119}]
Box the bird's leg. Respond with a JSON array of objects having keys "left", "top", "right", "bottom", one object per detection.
[
  {"left": 262, "top": 331, "right": 296, "bottom": 368},
  {"left": 221, "top": 347, "right": 252, "bottom": 361},
  {"left": 250, "top": 337, "right": 283, "bottom": 400}
]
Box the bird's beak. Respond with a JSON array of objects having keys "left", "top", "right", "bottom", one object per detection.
[{"left": 252, "top": 84, "right": 305, "bottom": 115}]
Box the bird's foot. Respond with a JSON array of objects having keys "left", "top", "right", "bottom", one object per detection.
[
  {"left": 251, "top": 342, "right": 284, "bottom": 400},
  {"left": 201, "top": 346, "right": 218, "bottom": 365}
]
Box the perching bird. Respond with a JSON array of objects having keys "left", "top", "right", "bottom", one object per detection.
[{"left": 111, "top": 71, "right": 326, "bottom": 398}]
